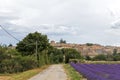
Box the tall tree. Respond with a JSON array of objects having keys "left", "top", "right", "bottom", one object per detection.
[
  {"left": 62, "top": 48, "right": 81, "bottom": 63},
  {"left": 8, "top": 44, "right": 13, "bottom": 47},
  {"left": 113, "top": 48, "right": 117, "bottom": 56},
  {"left": 16, "top": 32, "right": 50, "bottom": 56},
  {"left": 60, "top": 38, "right": 66, "bottom": 44}
]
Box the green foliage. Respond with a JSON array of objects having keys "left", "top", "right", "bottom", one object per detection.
[
  {"left": 111, "top": 49, "right": 120, "bottom": 61},
  {"left": 0, "top": 32, "right": 82, "bottom": 74},
  {"left": 113, "top": 48, "right": 117, "bottom": 56},
  {"left": 0, "top": 56, "right": 37, "bottom": 73},
  {"left": 91, "top": 52, "right": 120, "bottom": 61},
  {"left": 62, "top": 48, "right": 81, "bottom": 63},
  {"left": 48, "top": 47, "right": 64, "bottom": 64},
  {"left": 85, "top": 55, "right": 91, "bottom": 60},
  {"left": 38, "top": 50, "right": 49, "bottom": 66},
  {"left": 93, "top": 54, "right": 107, "bottom": 61},
  {"left": 8, "top": 44, "right": 13, "bottom": 47},
  {"left": 86, "top": 43, "right": 93, "bottom": 46},
  {"left": 0, "top": 46, "right": 11, "bottom": 62},
  {"left": 16, "top": 32, "right": 50, "bottom": 56},
  {"left": 91, "top": 49, "right": 119, "bottom": 61},
  {"left": 0, "top": 45, "right": 37, "bottom": 73},
  {"left": 20, "top": 56, "right": 37, "bottom": 71},
  {"left": 60, "top": 38, "right": 66, "bottom": 44},
  {"left": 113, "top": 53, "right": 120, "bottom": 61}
]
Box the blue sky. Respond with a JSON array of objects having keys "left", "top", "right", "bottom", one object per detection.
[{"left": 0, "top": 0, "right": 120, "bottom": 46}]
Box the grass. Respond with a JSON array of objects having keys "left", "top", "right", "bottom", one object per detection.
[
  {"left": 63, "top": 64, "right": 85, "bottom": 80},
  {"left": 84, "top": 61, "right": 120, "bottom": 64},
  {"left": 0, "top": 65, "right": 49, "bottom": 80}
]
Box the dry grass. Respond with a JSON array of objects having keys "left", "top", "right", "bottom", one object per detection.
[
  {"left": 0, "top": 65, "right": 49, "bottom": 80},
  {"left": 0, "top": 76, "right": 11, "bottom": 80},
  {"left": 85, "top": 61, "right": 120, "bottom": 64}
]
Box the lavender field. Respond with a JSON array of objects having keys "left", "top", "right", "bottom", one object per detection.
[{"left": 70, "top": 62, "right": 120, "bottom": 80}]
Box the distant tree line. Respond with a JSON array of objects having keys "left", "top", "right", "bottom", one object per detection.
[{"left": 84, "top": 49, "right": 120, "bottom": 61}]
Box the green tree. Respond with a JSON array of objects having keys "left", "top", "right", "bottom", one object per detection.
[
  {"left": 8, "top": 44, "right": 13, "bottom": 47},
  {"left": 60, "top": 38, "right": 66, "bottom": 44},
  {"left": 16, "top": 32, "right": 50, "bottom": 56},
  {"left": 86, "top": 43, "right": 93, "bottom": 46},
  {"left": 48, "top": 47, "right": 64, "bottom": 64},
  {"left": 62, "top": 48, "right": 81, "bottom": 63},
  {"left": 85, "top": 55, "right": 91, "bottom": 60},
  {"left": 93, "top": 54, "right": 107, "bottom": 61},
  {"left": 113, "top": 48, "right": 117, "bottom": 56},
  {"left": 113, "top": 53, "right": 120, "bottom": 61},
  {"left": 106, "top": 54, "right": 113, "bottom": 61}
]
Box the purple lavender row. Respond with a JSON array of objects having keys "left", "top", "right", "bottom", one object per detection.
[
  {"left": 76, "top": 63, "right": 120, "bottom": 80},
  {"left": 79, "top": 64, "right": 120, "bottom": 80},
  {"left": 86, "top": 64, "right": 120, "bottom": 75},
  {"left": 70, "top": 62, "right": 120, "bottom": 80},
  {"left": 70, "top": 63, "right": 108, "bottom": 80}
]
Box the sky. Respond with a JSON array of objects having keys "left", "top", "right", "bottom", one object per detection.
[{"left": 0, "top": 0, "right": 120, "bottom": 46}]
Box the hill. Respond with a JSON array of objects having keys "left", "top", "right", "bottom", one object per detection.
[{"left": 50, "top": 41, "right": 120, "bottom": 57}]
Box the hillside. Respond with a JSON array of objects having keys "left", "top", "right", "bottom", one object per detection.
[{"left": 50, "top": 41, "right": 120, "bottom": 57}]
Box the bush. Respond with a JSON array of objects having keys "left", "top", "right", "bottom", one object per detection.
[
  {"left": 0, "top": 59, "right": 14, "bottom": 73},
  {"left": 93, "top": 54, "right": 107, "bottom": 61},
  {"left": 20, "top": 56, "right": 38, "bottom": 71},
  {"left": 85, "top": 55, "right": 91, "bottom": 60},
  {"left": 0, "top": 55, "right": 37, "bottom": 73},
  {"left": 86, "top": 43, "right": 93, "bottom": 46}
]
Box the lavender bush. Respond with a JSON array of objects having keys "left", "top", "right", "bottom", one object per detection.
[{"left": 70, "top": 62, "right": 120, "bottom": 80}]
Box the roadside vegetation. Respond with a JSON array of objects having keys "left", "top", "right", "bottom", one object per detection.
[
  {"left": 10, "top": 65, "right": 49, "bottom": 80},
  {"left": 0, "top": 65, "right": 49, "bottom": 80},
  {"left": 64, "top": 64, "right": 84, "bottom": 80},
  {"left": 0, "top": 31, "right": 81, "bottom": 79},
  {"left": 2, "top": 31, "right": 120, "bottom": 79}
]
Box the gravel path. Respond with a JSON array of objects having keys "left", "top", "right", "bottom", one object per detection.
[{"left": 29, "top": 64, "right": 67, "bottom": 80}]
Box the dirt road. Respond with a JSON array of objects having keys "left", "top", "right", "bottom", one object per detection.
[{"left": 29, "top": 64, "right": 67, "bottom": 80}]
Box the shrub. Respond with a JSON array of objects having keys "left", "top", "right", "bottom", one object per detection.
[
  {"left": 20, "top": 56, "right": 38, "bottom": 71},
  {"left": 93, "top": 54, "right": 107, "bottom": 61},
  {"left": 0, "top": 55, "right": 37, "bottom": 73}
]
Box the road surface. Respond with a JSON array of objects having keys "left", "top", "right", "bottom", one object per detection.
[{"left": 29, "top": 64, "right": 67, "bottom": 80}]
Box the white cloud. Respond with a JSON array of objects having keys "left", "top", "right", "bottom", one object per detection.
[
  {"left": 7, "top": 24, "right": 79, "bottom": 36},
  {"left": 1, "top": 0, "right": 120, "bottom": 45},
  {"left": 105, "top": 29, "right": 120, "bottom": 36}
]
